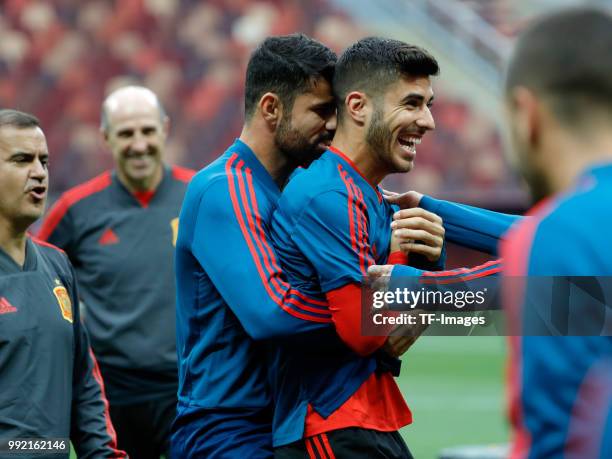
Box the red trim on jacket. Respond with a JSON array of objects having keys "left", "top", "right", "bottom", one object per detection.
[
  {"left": 38, "top": 172, "right": 112, "bottom": 241},
  {"left": 501, "top": 196, "right": 555, "bottom": 459},
  {"left": 31, "top": 236, "right": 66, "bottom": 254},
  {"left": 88, "top": 349, "right": 126, "bottom": 458},
  {"left": 171, "top": 165, "right": 196, "bottom": 183}
]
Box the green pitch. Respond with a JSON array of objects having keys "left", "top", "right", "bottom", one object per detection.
[
  {"left": 398, "top": 336, "right": 508, "bottom": 458},
  {"left": 71, "top": 336, "right": 507, "bottom": 459}
]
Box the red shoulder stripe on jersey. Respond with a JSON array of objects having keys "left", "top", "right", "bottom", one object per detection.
[
  {"left": 419, "top": 263, "right": 502, "bottom": 285},
  {"left": 329, "top": 146, "right": 382, "bottom": 202},
  {"left": 305, "top": 438, "right": 318, "bottom": 459},
  {"left": 88, "top": 348, "right": 126, "bottom": 458},
  {"left": 38, "top": 172, "right": 112, "bottom": 241},
  {"left": 235, "top": 162, "right": 292, "bottom": 306},
  {"left": 421, "top": 259, "right": 501, "bottom": 279},
  {"left": 420, "top": 266, "right": 501, "bottom": 285},
  {"left": 339, "top": 167, "right": 358, "bottom": 254},
  {"left": 350, "top": 176, "right": 375, "bottom": 269},
  {"left": 172, "top": 165, "right": 196, "bottom": 183},
  {"left": 243, "top": 168, "right": 327, "bottom": 309},
  {"left": 320, "top": 433, "right": 337, "bottom": 459},
  {"left": 226, "top": 155, "right": 331, "bottom": 322},
  {"left": 349, "top": 178, "right": 370, "bottom": 275},
  {"left": 349, "top": 179, "right": 368, "bottom": 277},
  {"left": 339, "top": 166, "right": 374, "bottom": 276},
  {"left": 312, "top": 435, "right": 328, "bottom": 459},
  {"left": 30, "top": 236, "right": 66, "bottom": 254}
]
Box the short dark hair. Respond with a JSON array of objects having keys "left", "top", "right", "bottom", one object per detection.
[
  {"left": 244, "top": 34, "right": 337, "bottom": 120},
  {"left": 506, "top": 7, "right": 612, "bottom": 126},
  {"left": 334, "top": 37, "right": 439, "bottom": 118},
  {"left": 0, "top": 109, "right": 41, "bottom": 130}
]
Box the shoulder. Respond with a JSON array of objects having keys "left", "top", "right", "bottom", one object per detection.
[
  {"left": 504, "top": 188, "right": 607, "bottom": 275},
  {"left": 170, "top": 165, "right": 197, "bottom": 184},
  {"left": 281, "top": 158, "right": 348, "bottom": 210},
  {"left": 183, "top": 153, "right": 248, "bottom": 212},
  {"left": 38, "top": 172, "right": 113, "bottom": 239},
  {"left": 30, "top": 236, "right": 72, "bottom": 275},
  {"left": 55, "top": 171, "right": 113, "bottom": 211},
  {"left": 276, "top": 189, "right": 354, "bottom": 231}
]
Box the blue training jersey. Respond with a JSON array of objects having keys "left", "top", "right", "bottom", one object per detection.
[
  {"left": 173, "top": 139, "right": 332, "bottom": 458},
  {"left": 269, "top": 148, "right": 408, "bottom": 447},
  {"left": 502, "top": 163, "right": 612, "bottom": 459}
]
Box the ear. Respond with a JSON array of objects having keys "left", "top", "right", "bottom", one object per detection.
[
  {"left": 259, "top": 92, "right": 282, "bottom": 129},
  {"left": 162, "top": 116, "right": 170, "bottom": 137},
  {"left": 344, "top": 91, "right": 368, "bottom": 126},
  {"left": 509, "top": 86, "right": 541, "bottom": 149},
  {"left": 100, "top": 127, "right": 109, "bottom": 142}
]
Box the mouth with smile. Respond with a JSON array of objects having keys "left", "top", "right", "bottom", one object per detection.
[{"left": 397, "top": 134, "right": 422, "bottom": 158}]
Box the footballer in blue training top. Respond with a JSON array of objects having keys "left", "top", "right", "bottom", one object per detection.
[
  {"left": 172, "top": 34, "right": 338, "bottom": 458},
  {"left": 269, "top": 37, "right": 505, "bottom": 459}
]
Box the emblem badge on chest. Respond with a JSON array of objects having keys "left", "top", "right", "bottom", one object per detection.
[{"left": 53, "top": 279, "right": 73, "bottom": 323}]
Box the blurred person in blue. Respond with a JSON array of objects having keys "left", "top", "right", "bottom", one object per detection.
[
  {"left": 383, "top": 6, "right": 612, "bottom": 458},
  {"left": 500, "top": 7, "right": 612, "bottom": 458}
]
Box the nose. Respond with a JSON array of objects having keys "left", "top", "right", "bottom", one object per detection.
[
  {"left": 131, "top": 132, "right": 148, "bottom": 153},
  {"left": 417, "top": 106, "right": 435, "bottom": 131},
  {"left": 30, "top": 157, "right": 47, "bottom": 181}
]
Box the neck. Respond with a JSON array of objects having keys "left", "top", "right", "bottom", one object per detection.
[
  {"left": 239, "top": 124, "right": 295, "bottom": 187},
  {"left": 543, "top": 126, "right": 612, "bottom": 194},
  {"left": 332, "top": 128, "right": 387, "bottom": 185},
  {"left": 0, "top": 219, "right": 28, "bottom": 267},
  {"left": 118, "top": 165, "right": 163, "bottom": 194}
]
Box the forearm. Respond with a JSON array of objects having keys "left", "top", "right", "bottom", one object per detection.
[{"left": 420, "top": 196, "right": 522, "bottom": 255}]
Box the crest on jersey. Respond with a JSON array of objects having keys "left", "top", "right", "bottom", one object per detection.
[
  {"left": 171, "top": 218, "right": 179, "bottom": 247},
  {"left": 53, "top": 285, "right": 73, "bottom": 323}
]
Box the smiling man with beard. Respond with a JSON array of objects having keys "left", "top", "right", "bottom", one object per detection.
[
  {"left": 38, "top": 86, "right": 195, "bottom": 459},
  {"left": 172, "top": 34, "right": 339, "bottom": 458},
  {"left": 267, "top": 37, "right": 450, "bottom": 459}
]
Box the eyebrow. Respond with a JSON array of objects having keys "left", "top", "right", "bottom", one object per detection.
[
  {"left": 9, "top": 151, "right": 33, "bottom": 158},
  {"left": 400, "top": 93, "right": 435, "bottom": 105},
  {"left": 7, "top": 151, "right": 48, "bottom": 161}
]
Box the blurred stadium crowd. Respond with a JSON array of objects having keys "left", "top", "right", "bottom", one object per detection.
[{"left": 0, "top": 0, "right": 518, "bottom": 204}]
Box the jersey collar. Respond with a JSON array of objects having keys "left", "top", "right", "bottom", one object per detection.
[
  {"left": 0, "top": 237, "right": 38, "bottom": 273},
  {"left": 112, "top": 164, "right": 171, "bottom": 208},
  {"left": 328, "top": 146, "right": 383, "bottom": 202}
]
